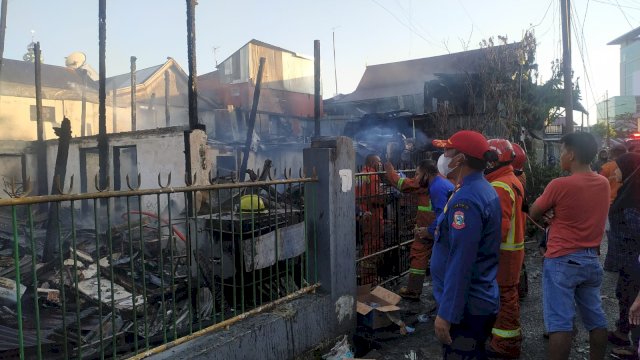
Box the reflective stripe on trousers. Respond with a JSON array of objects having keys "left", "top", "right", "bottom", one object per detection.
[{"left": 491, "top": 327, "right": 521, "bottom": 338}]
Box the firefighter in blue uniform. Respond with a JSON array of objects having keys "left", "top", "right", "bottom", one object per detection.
[{"left": 431, "top": 130, "right": 502, "bottom": 359}]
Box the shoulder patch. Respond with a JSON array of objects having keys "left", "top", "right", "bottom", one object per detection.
[
  {"left": 452, "top": 210, "right": 466, "bottom": 230},
  {"left": 452, "top": 203, "right": 469, "bottom": 210}
]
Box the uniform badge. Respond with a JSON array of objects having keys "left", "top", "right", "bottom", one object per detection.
[{"left": 452, "top": 211, "right": 465, "bottom": 230}]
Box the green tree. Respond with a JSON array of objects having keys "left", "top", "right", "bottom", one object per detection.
[
  {"left": 425, "top": 30, "right": 584, "bottom": 139},
  {"left": 590, "top": 121, "right": 616, "bottom": 141}
]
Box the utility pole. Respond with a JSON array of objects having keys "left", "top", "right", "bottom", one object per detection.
[
  {"left": 97, "top": 0, "right": 109, "bottom": 192},
  {"left": 0, "top": 0, "right": 8, "bottom": 89},
  {"left": 314, "top": 40, "right": 321, "bottom": 138},
  {"left": 605, "top": 90, "right": 610, "bottom": 147},
  {"left": 34, "top": 42, "right": 48, "bottom": 197},
  {"left": 186, "top": 0, "right": 199, "bottom": 130},
  {"left": 560, "top": 0, "right": 574, "bottom": 134},
  {"left": 332, "top": 28, "right": 338, "bottom": 96},
  {"left": 130, "top": 56, "right": 137, "bottom": 131},
  {"left": 165, "top": 70, "right": 171, "bottom": 127},
  {"left": 112, "top": 83, "right": 117, "bottom": 132},
  {"left": 80, "top": 69, "right": 87, "bottom": 136}
]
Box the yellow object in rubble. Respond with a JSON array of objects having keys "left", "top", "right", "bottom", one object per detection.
[{"left": 240, "top": 194, "right": 267, "bottom": 213}]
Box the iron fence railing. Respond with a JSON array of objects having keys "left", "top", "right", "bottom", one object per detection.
[
  {"left": 355, "top": 168, "right": 417, "bottom": 286},
  {"left": 0, "top": 171, "right": 318, "bottom": 360}
]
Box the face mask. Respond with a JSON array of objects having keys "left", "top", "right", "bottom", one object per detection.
[{"left": 437, "top": 154, "right": 453, "bottom": 177}]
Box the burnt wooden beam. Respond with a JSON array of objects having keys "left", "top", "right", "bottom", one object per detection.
[
  {"left": 43, "top": 118, "right": 72, "bottom": 262},
  {"left": 34, "top": 42, "right": 48, "bottom": 197},
  {"left": 314, "top": 40, "right": 321, "bottom": 137},
  {"left": 239, "top": 57, "right": 266, "bottom": 182},
  {"left": 0, "top": 0, "right": 8, "bottom": 94},
  {"left": 186, "top": 0, "right": 199, "bottom": 130},
  {"left": 165, "top": 70, "right": 171, "bottom": 127},
  {"left": 97, "top": 0, "right": 109, "bottom": 193},
  {"left": 130, "top": 56, "right": 137, "bottom": 131}
]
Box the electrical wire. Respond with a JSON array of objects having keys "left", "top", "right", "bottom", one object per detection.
[
  {"left": 570, "top": 4, "right": 605, "bottom": 121},
  {"left": 591, "top": 0, "right": 640, "bottom": 11},
  {"left": 614, "top": 0, "right": 635, "bottom": 27},
  {"left": 369, "top": 0, "right": 444, "bottom": 50}
]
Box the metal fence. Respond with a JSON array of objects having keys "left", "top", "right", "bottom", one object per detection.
[
  {"left": 0, "top": 171, "right": 318, "bottom": 360},
  {"left": 355, "top": 168, "right": 418, "bottom": 286}
]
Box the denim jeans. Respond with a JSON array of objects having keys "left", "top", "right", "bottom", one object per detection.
[{"left": 543, "top": 248, "right": 607, "bottom": 333}]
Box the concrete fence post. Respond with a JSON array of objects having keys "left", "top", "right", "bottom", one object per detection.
[{"left": 304, "top": 136, "right": 356, "bottom": 333}]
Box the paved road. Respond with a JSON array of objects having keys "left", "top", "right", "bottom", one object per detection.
[{"left": 356, "top": 237, "right": 621, "bottom": 360}]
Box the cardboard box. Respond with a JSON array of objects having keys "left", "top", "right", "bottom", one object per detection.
[{"left": 356, "top": 285, "right": 402, "bottom": 329}]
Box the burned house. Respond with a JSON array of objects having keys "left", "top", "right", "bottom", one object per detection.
[
  {"left": 324, "top": 46, "right": 498, "bottom": 117},
  {"left": 106, "top": 57, "right": 219, "bottom": 133},
  {"left": 0, "top": 56, "right": 220, "bottom": 141},
  {"left": 199, "top": 39, "right": 319, "bottom": 143}
]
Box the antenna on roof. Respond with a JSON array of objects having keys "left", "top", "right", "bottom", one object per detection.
[{"left": 213, "top": 46, "right": 220, "bottom": 67}]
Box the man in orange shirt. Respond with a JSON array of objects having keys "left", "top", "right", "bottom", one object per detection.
[
  {"left": 531, "top": 132, "right": 610, "bottom": 360},
  {"left": 484, "top": 139, "right": 526, "bottom": 359},
  {"left": 600, "top": 144, "right": 627, "bottom": 204}
]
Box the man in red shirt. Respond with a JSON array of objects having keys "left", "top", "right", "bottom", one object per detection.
[{"left": 530, "top": 132, "right": 610, "bottom": 360}]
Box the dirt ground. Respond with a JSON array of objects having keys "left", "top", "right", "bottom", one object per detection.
[{"left": 353, "top": 236, "right": 622, "bottom": 360}]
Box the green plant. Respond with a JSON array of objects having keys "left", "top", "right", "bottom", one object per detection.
[{"left": 524, "top": 160, "right": 561, "bottom": 205}]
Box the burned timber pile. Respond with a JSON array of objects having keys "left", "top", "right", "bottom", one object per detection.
[{"left": 0, "top": 168, "right": 315, "bottom": 359}]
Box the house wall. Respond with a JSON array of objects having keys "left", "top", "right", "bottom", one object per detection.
[
  {"left": 18, "top": 128, "right": 196, "bottom": 213},
  {"left": 0, "top": 93, "right": 132, "bottom": 140}
]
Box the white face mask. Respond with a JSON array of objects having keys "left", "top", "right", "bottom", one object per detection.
[{"left": 437, "top": 154, "right": 453, "bottom": 177}]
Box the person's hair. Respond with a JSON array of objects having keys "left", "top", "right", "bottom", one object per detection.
[
  {"left": 365, "top": 154, "right": 379, "bottom": 166},
  {"left": 560, "top": 132, "right": 598, "bottom": 165},
  {"left": 417, "top": 159, "right": 438, "bottom": 175},
  {"left": 464, "top": 150, "right": 497, "bottom": 171},
  {"left": 610, "top": 144, "right": 628, "bottom": 158}
]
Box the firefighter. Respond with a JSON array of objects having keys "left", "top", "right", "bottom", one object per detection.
[
  {"left": 430, "top": 130, "right": 502, "bottom": 359},
  {"left": 512, "top": 142, "right": 530, "bottom": 301},
  {"left": 512, "top": 143, "right": 527, "bottom": 189},
  {"left": 484, "top": 139, "right": 526, "bottom": 359},
  {"left": 384, "top": 159, "right": 454, "bottom": 299},
  {"left": 356, "top": 154, "right": 385, "bottom": 279}
]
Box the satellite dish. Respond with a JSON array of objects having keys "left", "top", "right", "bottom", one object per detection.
[{"left": 65, "top": 52, "right": 86, "bottom": 69}]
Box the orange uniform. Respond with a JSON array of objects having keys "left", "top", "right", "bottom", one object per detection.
[
  {"left": 356, "top": 166, "right": 385, "bottom": 257},
  {"left": 385, "top": 165, "right": 435, "bottom": 279},
  {"left": 600, "top": 160, "right": 622, "bottom": 204},
  {"left": 486, "top": 165, "right": 525, "bottom": 358}
]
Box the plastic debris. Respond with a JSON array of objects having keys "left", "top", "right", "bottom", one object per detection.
[
  {"left": 417, "top": 314, "right": 430, "bottom": 323},
  {"left": 322, "top": 335, "right": 354, "bottom": 360}
]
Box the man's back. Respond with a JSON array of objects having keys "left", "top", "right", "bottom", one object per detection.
[
  {"left": 536, "top": 172, "right": 610, "bottom": 258},
  {"left": 431, "top": 172, "right": 501, "bottom": 322}
]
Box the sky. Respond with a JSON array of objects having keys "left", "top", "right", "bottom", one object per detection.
[{"left": 2, "top": 0, "right": 637, "bottom": 126}]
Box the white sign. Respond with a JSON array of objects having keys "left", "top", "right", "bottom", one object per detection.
[{"left": 339, "top": 169, "right": 352, "bottom": 192}]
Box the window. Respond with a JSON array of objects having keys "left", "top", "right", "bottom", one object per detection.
[{"left": 30, "top": 105, "right": 56, "bottom": 122}]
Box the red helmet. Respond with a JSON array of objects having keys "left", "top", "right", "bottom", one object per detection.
[
  {"left": 487, "top": 139, "right": 515, "bottom": 163},
  {"left": 512, "top": 143, "right": 527, "bottom": 171}
]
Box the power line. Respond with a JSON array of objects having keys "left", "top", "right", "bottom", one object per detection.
[
  {"left": 570, "top": 3, "right": 604, "bottom": 121},
  {"left": 614, "top": 0, "right": 635, "bottom": 27},
  {"left": 369, "top": 0, "right": 444, "bottom": 50},
  {"left": 591, "top": 0, "right": 640, "bottom": 11},
  {"left": 531, "top": 0, "right": 555, "bottom": 29}
]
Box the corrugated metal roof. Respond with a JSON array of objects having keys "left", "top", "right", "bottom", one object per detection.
[
  {"left": 333, "top": 44, "right": 520, "bottom": 104},
  {"left": 608, "top": 26, "right": 640, "bottom": 45},
  {"left": 0, "top": 58, "right": 96, "bottom": 90},
  {"left": 105, "top": 64, "right": 163, "bottom": 90}
]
